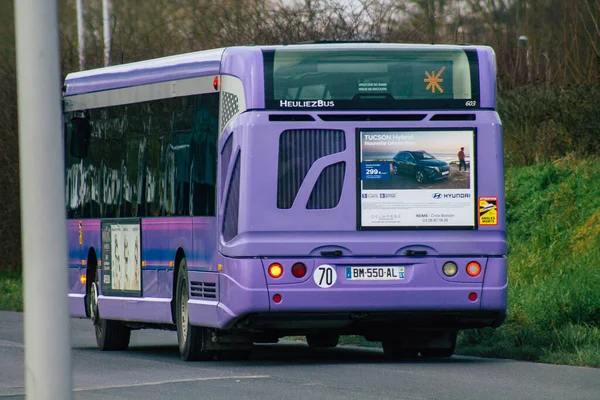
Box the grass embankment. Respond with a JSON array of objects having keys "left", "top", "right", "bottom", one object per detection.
[
  {"left": 458, "top": 155, "right": 600, "bottom": 367},
  {"left": 0, "top": 269, "right": 22, "bottom": 312}
]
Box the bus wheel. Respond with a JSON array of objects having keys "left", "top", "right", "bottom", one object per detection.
[
  {"left": 176, "top": 258, "right": 215, "bottom": 361},
  {"left": 92, "top": 280, "right": 131, "bottom": 351},
  {"left": 419, "top": 332, "right": 456, "bottom": 358},
  {"left": 415, "top": 170, "right": 426, "bottom": 183},
  {"left": 382, "top": 340, "right": 418, "bottom": 360},
  {"left": 306, "top": 334, "right": 339, "bottom": 348}
]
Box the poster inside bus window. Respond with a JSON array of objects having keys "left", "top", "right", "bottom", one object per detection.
[
  {"left": 101, "top": 219, "right": 142, "bottom": 296},
  {"left": 357, "top": 129, "right": 476, "bottom": 229}
]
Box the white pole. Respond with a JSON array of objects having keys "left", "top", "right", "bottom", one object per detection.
[
  {"left": 77, "top": 0, "right": 85, "bottom": 70},
  {"left": 103, "top": 0, "right": 112, "bottom": 67},
  {"left": 14, "top": 0, "right": 72, "bottom": 399}
]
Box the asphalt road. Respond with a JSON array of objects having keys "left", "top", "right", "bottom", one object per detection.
[{"left": 1, "top": 311, "right": 598, "bottom": 400}]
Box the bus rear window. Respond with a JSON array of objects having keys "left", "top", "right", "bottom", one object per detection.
[{"left": 263, "top": 47, "right": 480, "bottom": 110}]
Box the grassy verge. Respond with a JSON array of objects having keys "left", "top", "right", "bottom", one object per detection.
[
  {"left": 0, "top": 269, "right": 23, "bottom": 311},
  {"left": 458, "top": 155, "right": 600, "bottom": 367}
]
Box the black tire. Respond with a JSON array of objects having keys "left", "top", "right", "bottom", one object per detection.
[
  {"left": 420, "top": 332, "right": 457, "bottom": 358},
  {"left": 306, "top": 334, "right": 339, "bottom": 348},
  {"left": 91, "top": 272, "right": 131, "bottom": 351},
  {"left": 382, "top": 340, "right": 419, "bottom": 360},
  {"left": 176, "top": 258, "right": 215, "bottom": 361},
  {"left": 95, "top": 318, "right": 131, "bottom": 351},
  {"left": 415, "top": 169, "right": 426, "bottom": 183}
]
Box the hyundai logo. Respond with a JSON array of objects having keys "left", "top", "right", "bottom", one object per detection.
[{"left": 432, "top": 193, "right": 442, "bottom": 199}]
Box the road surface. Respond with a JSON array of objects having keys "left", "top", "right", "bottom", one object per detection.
[{"left": 0, "top": 311, "right": 598, "bottom": 399}]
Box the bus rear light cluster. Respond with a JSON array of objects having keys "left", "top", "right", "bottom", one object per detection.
[
  {"left": 291, "top": 262, "right": 307, "bottom": 278},
  {"left": 466, "top": 261, "right": 482, "bottom": 277},
  {"left": 268, "top": 263, "right": 283, "bottom": 278},
  {"left": 268, "top": 262, "right": 307, "bottom": 279},
  {"left": 442, "top": 262, "right": 458, "bottom": 277}
]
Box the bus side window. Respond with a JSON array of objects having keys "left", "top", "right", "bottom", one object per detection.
[
  {"left": 70, "top": 115, "right": 91, "bottom": 159},
  {"left": 190, "top": 93, "right": 218, "bottom": 217}
]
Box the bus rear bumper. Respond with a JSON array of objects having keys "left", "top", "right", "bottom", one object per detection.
[
  {"left": 239, "top": 310, "right": 506, "bottom": 333},
  {"left": 188, "top": 256, "right": 507, "bottom": 331}
]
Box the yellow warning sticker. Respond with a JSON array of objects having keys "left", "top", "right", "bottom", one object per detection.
[{"left": 479, "top": 197, "right": 498, "bottom": 226}]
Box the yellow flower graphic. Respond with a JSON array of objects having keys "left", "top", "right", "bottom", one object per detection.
[{"left": 424, "top": 67, "right": 445, "bottom": 93}]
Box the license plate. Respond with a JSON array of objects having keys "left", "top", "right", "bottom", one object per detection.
[{"left": 345, "top": 266, "right": 405, "bottom": 280}]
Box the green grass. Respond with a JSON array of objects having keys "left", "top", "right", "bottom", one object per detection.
[
  {"left": 0, "top": 269, "right": 23, "bottom": 312},
  {"left": 457, "top": 155, "right": 600, "bottom": 367}
]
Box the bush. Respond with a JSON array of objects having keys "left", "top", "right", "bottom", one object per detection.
[{"left": 500, "top": 87, "right": 600, "bottom": 166}]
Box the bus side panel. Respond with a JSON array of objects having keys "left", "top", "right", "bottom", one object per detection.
[
  {"left": 190, "top": 217, "right": 218, "bottom": 272},
  {"left": 142, "top": 217, "right": 194, "bottom": 299},
  {"left": 94, "top": 218, "right": 193, "bottom": 324},
  {"left": 67, "top": 219, "right": 101, "bottom": 317},
  {"left": 477, "top": 47, "right": 497, "bottom": 110},
  {"left": 475, "top": 118, "right": 505, "bottom": 232},
  {"left": 481, "top": 257, "right": 507, "bottom": 320},
  {"left": 188, "top": 257, "right": 269, "bottom": 329}
]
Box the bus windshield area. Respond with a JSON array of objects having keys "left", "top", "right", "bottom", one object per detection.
[{"left": 264, "top": 48, "right": 480, "bottom": 110}]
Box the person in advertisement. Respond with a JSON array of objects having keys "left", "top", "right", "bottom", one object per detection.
[{"left": 458, "top": 147, "right": 467, "bottom": 171}]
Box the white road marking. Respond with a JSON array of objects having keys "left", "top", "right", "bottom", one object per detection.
[
  {"left": 0, "top": 339, "right": 24, "bottom": 348},
  {"left": 0, "top": 375, "right": 271, "bottom": 397}
]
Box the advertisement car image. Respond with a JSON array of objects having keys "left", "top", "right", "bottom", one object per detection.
[{"left": 391, "top": 150, "right": 451, "bottom": 183}]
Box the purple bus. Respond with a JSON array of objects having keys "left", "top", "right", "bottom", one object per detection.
[{"left": 64, "top": 43, "right": 506, "bottom": 361}]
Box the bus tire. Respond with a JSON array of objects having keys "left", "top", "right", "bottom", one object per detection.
[
  {"left": 382, "top": 340, "right": 418, "bottom": 360},
  {"left": 91, "top": 277, "right": 131, "bottom": 351},
  {"left": 306, "top": 334, "right": 339, "bottom": 348},
  {"left": 176, "top": 258, "right": 215, "bottom": 361},
  {"left": 419, "top": 332, "right": 456, "bottom": 358},
  {"left": 95, "top": 318, "right": 131, "bottom": 351}
]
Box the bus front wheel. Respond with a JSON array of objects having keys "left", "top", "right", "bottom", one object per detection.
[
  {"left": 176, "top": 257, "right": 215, "bottom": 361},
  {"left": 91, "top": 279, "right": 131, "bottom": 351}
]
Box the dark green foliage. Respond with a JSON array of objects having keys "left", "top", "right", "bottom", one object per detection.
[
  {"left": 0, "top": 269, "right": 23, "bottom": 312},
  {"left": 459, "top": 157, "right": 600, "bottom": 367},
  {"left": 500, "top": 87, "right": 600, "bottom": 166}
]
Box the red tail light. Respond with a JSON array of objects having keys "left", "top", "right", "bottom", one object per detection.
[
  {"left": 466, "top": 261, "right": 481, "bottom": 277},
  {"left": 291, "top": 262, "right": 307, "bottom": 278},
  {"left": 469, "top": 292, "right": 478, "bottom": 301},
  {"left": 273, "top": 294, "right": 282, "bottom": 303},
  {"left": 213, "top": 76, "right": 220, "bottom": 90}
]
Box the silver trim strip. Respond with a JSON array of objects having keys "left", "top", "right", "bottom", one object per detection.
[{"left": 64, "top": 76, "right": 218, "bottom": 112}]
